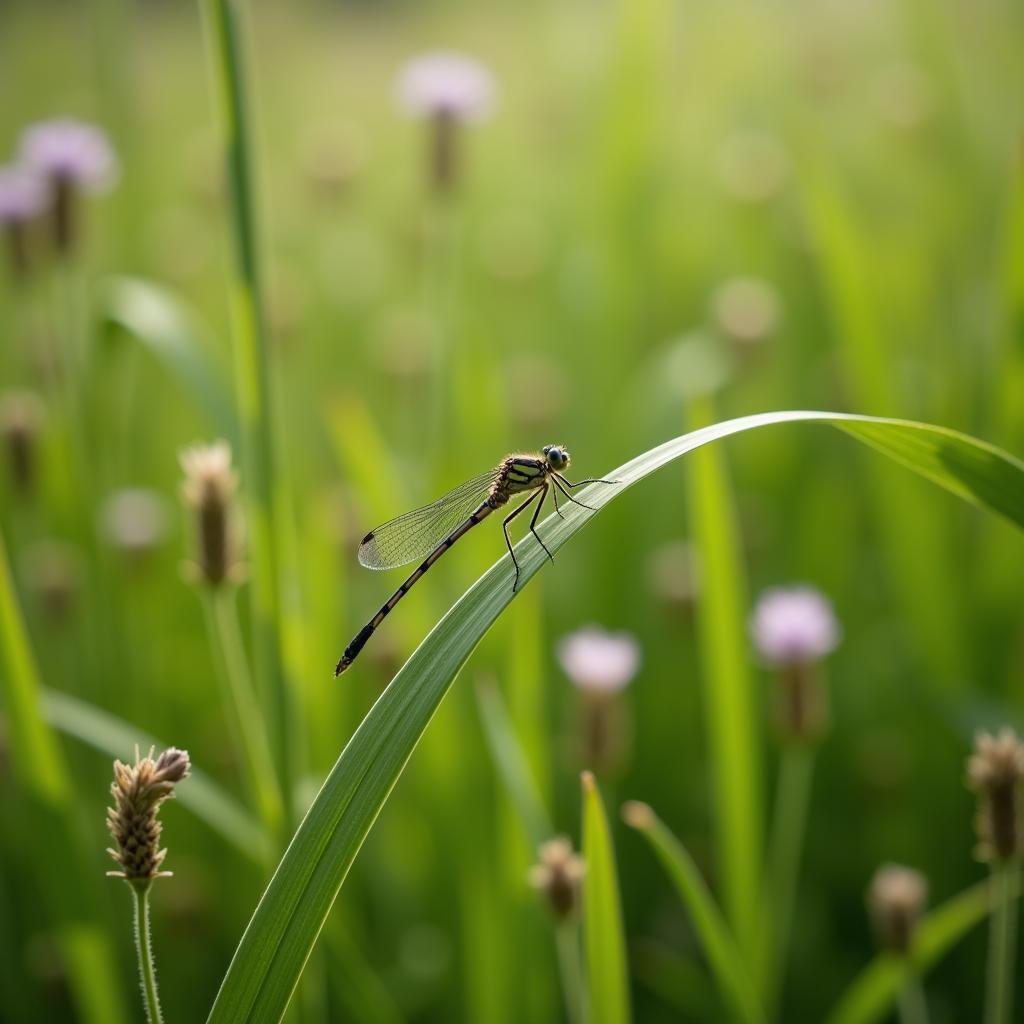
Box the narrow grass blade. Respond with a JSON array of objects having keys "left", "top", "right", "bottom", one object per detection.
[
  {"left": 40, "top": 687, "right": 270, "bottom": 864},
  {"left": 200, "top": 0, "right": 293, "bottom": 803},
  {"left": 0, "top": 531, "right": 128, "bottom": 1024},
  {"left": 685, "top": 395, "right": 761, "bottom": 955},
  {"left": 623, "top": 801, "right": 764, "bottom": 1024},
  {"left": 476, "top": 679, "right": 553, "bottom": 850},
  {"left": 100, "top": 275, "right": 237, "bottom": 442},
  {"left": 824, "top": 880, "right": 1012, "bottom": 1024},
  {"left": 582, "top": 771, "right": 632, "bottom": 1024},
  {"left": 205, "top": 412, "right": 1024, "bottom": 1024}
]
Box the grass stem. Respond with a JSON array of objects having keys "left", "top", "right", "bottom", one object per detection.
[
  {"left": 985, "top": 860, "right": 1020, "bottom": 1024},
  {"left": 758, "top": 743, "right": 815, "bottom": 1019},
  {"left": 555, "top": 919, "right": 587, "bottom": 1024}
]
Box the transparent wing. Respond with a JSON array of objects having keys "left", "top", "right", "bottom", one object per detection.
[{"left": 357, "top": 470, "right": 498, "bottom": 570}]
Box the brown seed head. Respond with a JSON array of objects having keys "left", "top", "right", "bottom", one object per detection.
[
  {"left": 0, "top": 389, "right": 44, "bottom": 493},
  {"left": 867, "top": 863, "right": 927, "bottom": 954},
  {"left": 179, "top": 441, "right": 242, "bottom": 586},
  {"left": 966, "top": 727, "right": 1024, "bottom": 862},
  {"left": 106, "top": 747, "right": 190, "bottom": 885},
  {"left": 528, "top": 836, "right": 586, "bottom": 920}
]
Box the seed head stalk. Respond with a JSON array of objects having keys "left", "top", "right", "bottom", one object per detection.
[
  {"left": 131, "top": 881, "right": 163, "bottom": 1024},
  {"left": 986, "top": 859, "right": 1019, "bottom": 1024},
  {"left": 200, "top": 0, "right": 294, "bottom": 810}
]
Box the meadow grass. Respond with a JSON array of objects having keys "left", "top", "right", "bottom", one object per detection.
[{"left": 0, "top": 1, "right": 1022, "bottom": 1022}]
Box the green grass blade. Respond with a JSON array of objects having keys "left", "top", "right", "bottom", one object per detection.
[
  {"left": 623, "top": 801, "right": 764, "bottom": 1024},
  {"left": 476, "top": 679, "right": 553, "bottom": 850},
  {"left": 0, "top": 530, "right": 129, "bottom": 1024},
  {"left": 582, "top": 771, "right": 632, "bottom": 1024},
  {"left": 685, "top": 395, "right": 761, "bottom": 955},
  {"left": 99, "top": 275, "right": 238, "bottom": 441},
  {"left": 40, "top": 687, "right": 270, "bottom": 864},
  {"left": 205, "top": 412, "right": 1023, "bottom": 1024},
  {"left": 824, "top": 880, "right": 1008, "bottom": 1024},
  {"left": 200, "top": 0, "right": 293, "bottom": 804}
]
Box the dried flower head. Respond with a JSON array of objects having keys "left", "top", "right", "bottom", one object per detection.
[
  {"left": 528, "top": 836, "right": 586, "bottom": 919},
  {"left": 867, "top": 863, "right": 927, "bottom": 954},
  {"left": 396, "top": 52, "right": 497, "bottom": 122},
  {"left": 106, "top": 747, "right": 190, "bottom": 886},
  {"left": 21, "top": 540, "right": 81, "bottom": 620},
  {"left": 751, "top": 585, "right": 840, "bottom": 667},
  {"left": 180, "top": 440, "right": 242, "bottom": 586},
  {"left": 0, "top": 389, "right": 44, "bottom": 492},
  {"left": 966, "top": 727, "right": 1024, "bottom": 862},
  {"left": 100, "top": 488, "right": 170, "bottom": 557},
  {"left": 711, "top": 276, "right": 781, "bottom": 346},
  {"left": 558, "top": 626, "right": 641, "bottom": 695}
]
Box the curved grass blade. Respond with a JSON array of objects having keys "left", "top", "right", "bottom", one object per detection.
[
  {"left": 582, "top": 771, "right": 632, "bottom": 1024},
  {"left": 824, "top": 880, "right": 1012, "bottom": 1024},
  {"left": 100, "top": 275, "right": 238, "bottom": 442},
  {"left": 206, "top": 412, "right": 1024, "bottom": 1024},
  {"left": 40, "top": 687, "right": 270, "bottom": 864},
  {"left": 622, "top": 801, "right": 764, "bottom": 1024}
]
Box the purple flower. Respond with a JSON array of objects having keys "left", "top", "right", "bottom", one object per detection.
[
  {"left": 396, "top": 52, "right": 497, "bottom": 122},
  {"left": 751, "top": 585, "right": 840, "bottom": 666},
  {"left": 19, "top": 118, "right": 117, "bottom": 192},
  {"left": 558, "top": 626, "right": 641, "bottom": 694},
  {"left": 0, "top": 164, "right": 47, "bottom": 224}
]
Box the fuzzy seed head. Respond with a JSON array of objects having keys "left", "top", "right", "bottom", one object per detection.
[
  {"left": 528, "top": 836, "right": 586, "bottom": 920},
  {"left": 106, "top": 747, "right": 190, "bottom": 884},
  {"left": 867, "top": 863, "right": 927, "bottom": 954},
  {"left": 180, "top": 440, "right": 241, "bottom": 586},
  {"left": 966, "top": 727, "right": 1024, "bottom": 862}
]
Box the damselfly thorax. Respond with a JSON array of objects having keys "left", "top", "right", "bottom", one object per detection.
[{"left": 335, "top": 444, "right": 615, "bottom": 676}]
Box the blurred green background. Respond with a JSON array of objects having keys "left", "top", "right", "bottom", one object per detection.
[{"left": 1, "top": 0, "right": 1022, "bottom": 1021}]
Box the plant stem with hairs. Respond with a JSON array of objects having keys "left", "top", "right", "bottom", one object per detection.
[{"left": 131, "top": 881, "right": 163, "bottom": 1024}]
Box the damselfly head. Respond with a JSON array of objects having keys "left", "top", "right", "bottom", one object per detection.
[{"left": 542, "top": 444, "right": 570, "bottom": 470}]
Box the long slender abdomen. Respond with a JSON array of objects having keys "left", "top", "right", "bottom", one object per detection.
[{"left": 336, "top": 501, "right": 495, "bottom": 675}]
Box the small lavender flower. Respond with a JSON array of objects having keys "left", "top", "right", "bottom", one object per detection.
[
  {"left": 966, "top": 727, "right": 1024, "bottom": 863},
  {"left": 559, "top": 626, "right": 640, "bottom": 772},
  {"left": 751, "top": 585, "right": 840, "bottom": 667},
  {"left": 18, "top": 118, "right": 117, "bottom": 252},
  {"left": 397, "top": 52, "right": 497, "bottom": 122},
  {"left": 528, "top": 836, "right": 586, "bottom": 920},
  {"left": 396, "top": 52, "right": 497, "bottom": 192},
  {"left": 867, "top": 863, "right": 927, "bottom": 954},
  {"left": 0, "top": 164, "right": 47, "bottom": 275},
  {"left": 106, "top": 747, "right": 190, "bottom": 884},
  {"left": 20, "top": 118, "right": 117, "bottom": 191},
  {"left": 753, "top": 585, "right": 840, "bottom": 741},
  {"left": 558, "top": 626, "right": 641, "bottom": 695}
]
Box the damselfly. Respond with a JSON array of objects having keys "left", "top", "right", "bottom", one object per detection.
[{"left": 335, "top": 445, "right": 615, "bottom": 675}]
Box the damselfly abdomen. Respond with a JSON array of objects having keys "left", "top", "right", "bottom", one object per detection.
[{"left": 335, "top": 444, "right": 614, "bottom": 675}]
